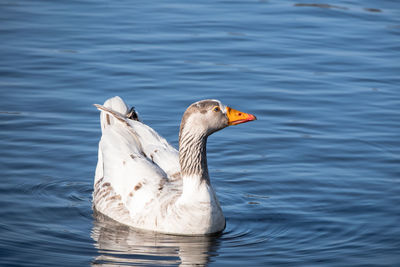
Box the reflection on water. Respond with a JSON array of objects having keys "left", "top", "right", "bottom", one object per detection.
[{"left": 91, "top": 211, "right": 221, "bottom": 266}]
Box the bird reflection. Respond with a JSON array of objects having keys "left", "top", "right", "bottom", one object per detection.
[{"left": 91, "top": 210, "right": 221, "bottom": 266}]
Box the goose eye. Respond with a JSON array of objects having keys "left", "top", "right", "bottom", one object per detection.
[{"left": 213, "top": 106, "right": 220, "bottom": 112}]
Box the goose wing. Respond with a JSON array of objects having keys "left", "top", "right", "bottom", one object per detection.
[{"left": 93, "top": 97, "right": 180, "bottom": 221}]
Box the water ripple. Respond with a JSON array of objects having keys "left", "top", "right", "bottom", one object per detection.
[{"left": 1, "top": 0, "right": 399, "bottom": 265}]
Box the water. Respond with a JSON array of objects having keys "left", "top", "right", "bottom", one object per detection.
[{"left": 0, "top": 0, "right": 399, "bottom": 266}]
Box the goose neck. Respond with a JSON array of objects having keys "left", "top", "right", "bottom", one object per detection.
[{"left": 179, "top": 131, "right": 209, "bottom": 183}]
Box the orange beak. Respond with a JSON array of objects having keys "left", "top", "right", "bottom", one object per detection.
[{"left": 226, "top": 107, "right": 257, "bottom": 126}]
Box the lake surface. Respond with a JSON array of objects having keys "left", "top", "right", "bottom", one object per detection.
[{"left": 0, "top": 0, "right": 399, "bottom": 266}]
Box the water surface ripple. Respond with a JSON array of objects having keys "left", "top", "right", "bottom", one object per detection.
[{"left": 0, "top": 0, "right": 399, "bottom": 266}]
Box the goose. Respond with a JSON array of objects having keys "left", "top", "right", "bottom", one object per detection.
[{"left": 93, "top": 96, "right": 256, "bottom": 235}]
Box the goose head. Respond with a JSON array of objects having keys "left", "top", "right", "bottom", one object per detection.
[
  {"left": 179, "top": 99, "right": 256, "bottom": 138},
  {"left": 178, "top": 99, "right": 256, "bottom": 179}
]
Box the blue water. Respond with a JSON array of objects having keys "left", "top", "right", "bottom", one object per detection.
[{"left": 1, "top": 0, "right": 399, "bottom": 266}]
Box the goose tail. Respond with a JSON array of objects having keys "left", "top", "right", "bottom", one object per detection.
[{"left": 95, "top": 96, "right": 140, "bottom": 131}]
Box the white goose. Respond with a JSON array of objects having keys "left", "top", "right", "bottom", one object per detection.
[{"left": 93, "top": 96, "right": 256, "bottom": 235}]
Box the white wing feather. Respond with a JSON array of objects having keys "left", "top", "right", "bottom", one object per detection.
[{"left": 93, "top": 97, "right": 180, "bottom": 223}]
